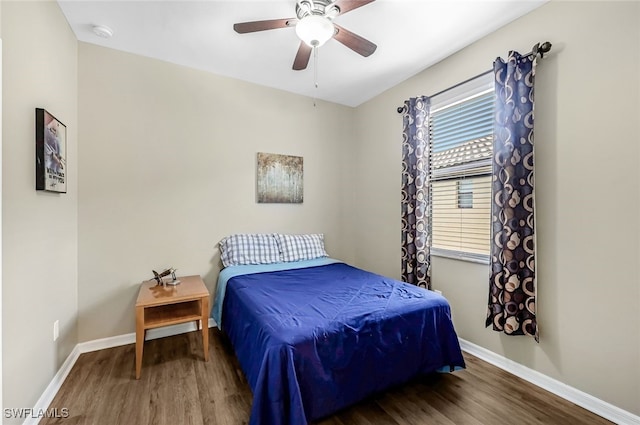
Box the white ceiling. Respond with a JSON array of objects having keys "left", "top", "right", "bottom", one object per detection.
[{"left": 57, "top": 0, "right": 547, "bottom": 107}]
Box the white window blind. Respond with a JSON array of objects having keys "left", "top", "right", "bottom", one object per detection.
[{"left": 430, "top": 74, "right": 494, "bottom": 263}]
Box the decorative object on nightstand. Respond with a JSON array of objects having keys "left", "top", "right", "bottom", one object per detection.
[
  {"left": 151, "top": 267, "right": 180, "bottom": 286},
  {"left": 135, "top": 275, "right": 210, "bottom": 379}
]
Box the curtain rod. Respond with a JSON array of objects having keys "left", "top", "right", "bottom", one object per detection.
[{"left": 396, "top": 41, "right": 552, "bottom": 114}]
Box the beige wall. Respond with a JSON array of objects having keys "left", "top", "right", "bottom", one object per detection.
[
  {"left": 352, "top": 0, "right": 640, "bottom": 416},
  {"left": 77, "top": 43, "right": 355, "bottom": 341},
  {"left": 2, "top": 1, "right": 78, "bottom": 421}
]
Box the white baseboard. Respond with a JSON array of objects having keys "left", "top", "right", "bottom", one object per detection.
[
  {"left": 77, "top": 318, "right": 217, "bottom": 354},
  {"left": 25, "top": 319, "right": 217, "bottom": 425},
  {"left": 22, "top": 345, "right": 81, "bottom": 425},
  {"left": 459, "top": 338, "right": 640, "bottom": 425}
]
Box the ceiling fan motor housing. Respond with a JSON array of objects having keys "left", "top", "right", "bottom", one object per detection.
[{"left": 296, "top": 0, "right": 340, "bottom": 20}]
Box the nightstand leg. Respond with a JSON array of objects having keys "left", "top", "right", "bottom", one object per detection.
[
  {"left": 201, "top": 296, "right": 209, "bottom": 361},
  {"left": 135, "top": 306, "right": 144, "bottom": 379}
]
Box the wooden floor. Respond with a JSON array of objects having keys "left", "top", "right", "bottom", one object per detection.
[{"left": 42, "top": 328, "right": 612, "bottom": 425}]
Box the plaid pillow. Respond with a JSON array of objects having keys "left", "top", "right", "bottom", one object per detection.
[
  {"left": 219, "top": 234, "right": 282, "bottom": 267},
  {"left": 274, "top": 233, "right": 328, "bottom": 263}
]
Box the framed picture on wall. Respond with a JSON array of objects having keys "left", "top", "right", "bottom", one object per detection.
[
  {"left": 257, "top": 152, "right": 303, "bottom": 203},
  {"left": 35, "top": 108, "right": 67, "bottom": 193}
]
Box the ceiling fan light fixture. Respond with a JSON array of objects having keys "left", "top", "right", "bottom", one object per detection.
[{"left": 295, "top": 15, "right": 334, "bottom": 47}]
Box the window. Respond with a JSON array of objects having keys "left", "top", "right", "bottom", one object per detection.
[
  {"left": 429, "top": 74, "right": 494, "bottom": 263},
  {"left": 457, "top": 180, "right": 473, "bottom": 209}
]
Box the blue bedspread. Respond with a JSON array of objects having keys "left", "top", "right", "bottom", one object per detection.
[{"left": 216, "top": 260, "right": 465, "bottom": 425}]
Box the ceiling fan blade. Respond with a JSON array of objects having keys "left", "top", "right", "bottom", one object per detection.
[
  {"left": 293, "top": 42, "right": 313, "bottom": 70},
  {"left": 333, "top": 0, "right": 376, "bottom": 15},
  {"left": 333, "top": 24, "right": 377, "bottom": 57},
  {"left": 233, "top": 18, "right": 295, "bottom": 34}
]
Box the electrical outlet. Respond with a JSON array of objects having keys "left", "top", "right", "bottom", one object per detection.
[{"left": 53, "top": 320, "right": 59, "bottom": 341}]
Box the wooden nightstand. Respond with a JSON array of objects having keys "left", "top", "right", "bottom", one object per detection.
[{"left": 135, "top": 275, "right": 210, "bottom": 379}]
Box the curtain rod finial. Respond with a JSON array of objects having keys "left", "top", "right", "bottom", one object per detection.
[
  {"left": 540, "top": 41, "right": 552, "bottom": 54},
  {"left": 532, "top": 41, "right": 552, "bottom": 58}
]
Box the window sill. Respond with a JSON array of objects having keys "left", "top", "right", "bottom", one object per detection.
[{"left": 431, "top": 248, "right": 490, "bottom": 265}]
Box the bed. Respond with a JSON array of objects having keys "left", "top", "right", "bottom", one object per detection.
[{"left": 212, "top": 253, "right": 465, "bottom": 425}]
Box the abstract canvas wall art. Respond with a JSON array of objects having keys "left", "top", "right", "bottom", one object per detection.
[{"left": 257, "top": 152, "right": 303, "bottom": 203}]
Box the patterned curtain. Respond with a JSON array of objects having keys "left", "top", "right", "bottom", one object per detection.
[
  {"left": 486, "top": 51, "right": 538, "bottom": 341},
  {"left": 401, "top": 96, "right": 431, "bottom": 289}
]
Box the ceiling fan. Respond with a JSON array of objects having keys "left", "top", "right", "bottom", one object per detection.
[{"left": 233, "top": 0, "right": 377, "bottom": 71}]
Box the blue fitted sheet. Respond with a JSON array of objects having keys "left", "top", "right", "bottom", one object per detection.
[{"left": 215, "top": 260, "right": 465, "bottom": 425}]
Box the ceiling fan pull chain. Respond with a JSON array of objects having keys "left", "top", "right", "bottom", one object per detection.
[
  {"left": 313, "top": 46, "right": 319, "bottom": 107},
  {"left": 314, "top": 46, "right": 319, "bottom": 89}
]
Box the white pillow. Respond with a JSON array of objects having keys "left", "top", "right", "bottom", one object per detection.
[
  {"left": 274, "top": 233, "right": 328, "bottom": 263},
  {"left": 219, "top": 234, "right": 282, "bottom": 267}
]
